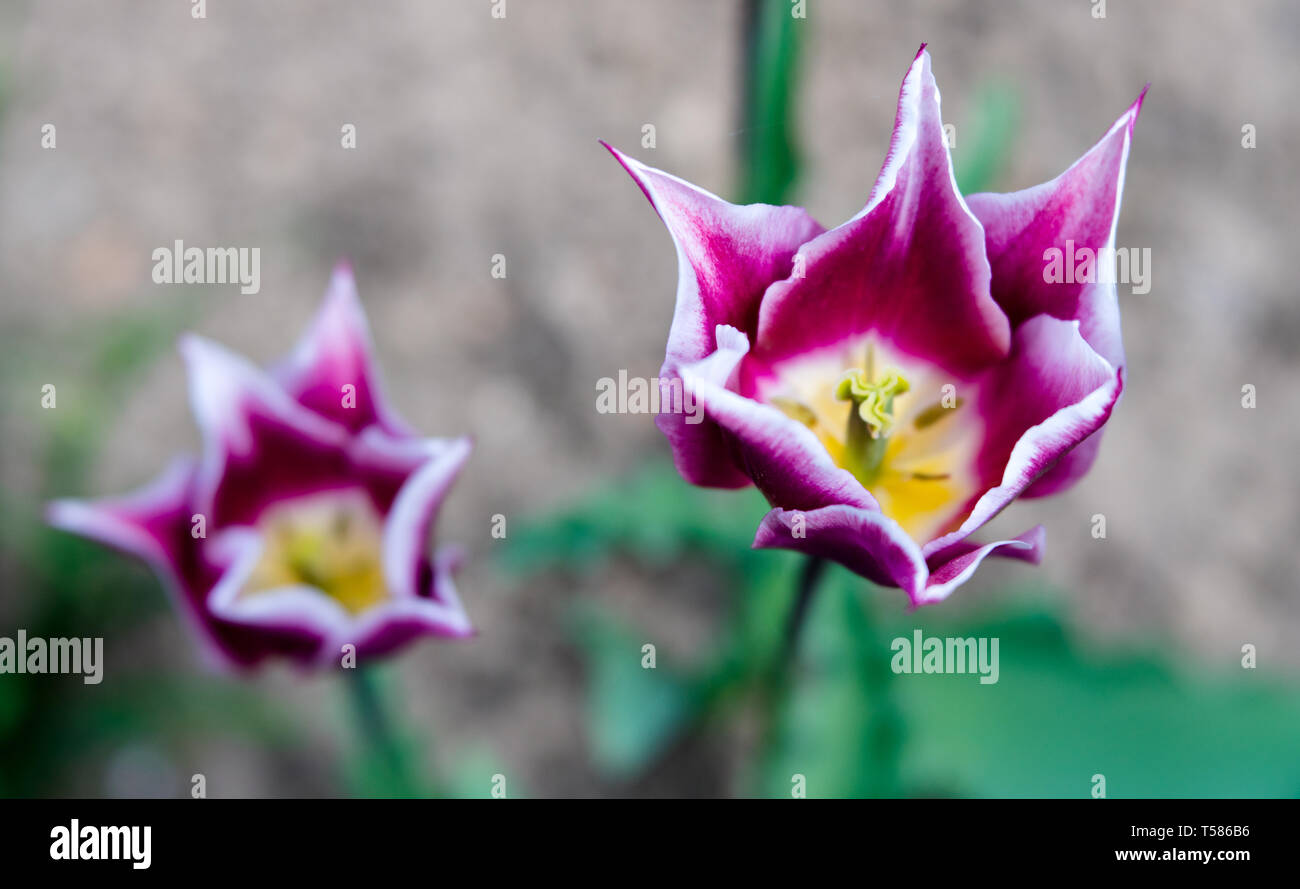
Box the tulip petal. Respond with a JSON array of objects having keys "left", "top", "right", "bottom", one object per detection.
[
  {"left": 918, "top": 525, "right": 1044, "bottom": 605},
  {"left": 46, "top": 457, "right": 195, "bottom": 574},
  {"left": 604, "top": 142, "right": 824, "bottom": 487},
  {"left": 965, "top": 88, "right": 1145, "bottom": 369},
  {"left": 965, "top": 92, "right": 1142, "bottom": 497},
  {"left": 602, "top": 142, "right": 825, "bottom": 360},
  {"left": 925, "top": 316, "right": 1121, "bottom": 560},
  {"left": 755, "top": 506, "right": 1044, "bottom": 606},
  {"left": 182, "top": 334, "right": 419, "bottom": 527},
  {"left": 382, "top": 436, "right": 472, "bottom": 604},
  {"left": 755, "top": 47, "right": 1010, "bottom": 377},
  {"left": 681, "top": 327, "right": 878, "bottom": 513},
  {"left": 272, "top": 263, "right": 413, "bottom": 436},
  {"left": 46, "top": 459, "right": 237, "bottom": 668},
  {"left": 753, "top": 504, "right": 927, "bottom": 596},
  {"left": 655, "top": 323, "right": 752, "bottom": 489},
  {"left": 362, "top": 545, "right": 475, "bottom": 653}
]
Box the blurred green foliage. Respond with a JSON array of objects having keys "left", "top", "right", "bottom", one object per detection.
[
  {"left": 569, "top": 605, "right": 704, "bottom": 775},
  {"left": 0, "top": 306, "right": 302, "bottom": 797},
  {"left": 953, "top": 82, "right": 1020, "bottom": 195},
  {"left": 894, "top": 605, "right": 1300, "bottom": 798},
  {"left": 503, "top": 460, "right": 1300, "bottom": 798}
]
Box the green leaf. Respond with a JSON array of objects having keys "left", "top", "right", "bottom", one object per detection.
[
  {"left": 571, "top": 606, "right": 704, "bottom": 777},
  {"left": 886, "top": 602, "right": 1300, "bottom": 798}
]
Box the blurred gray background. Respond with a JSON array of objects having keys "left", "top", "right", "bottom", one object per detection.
[{"left": 1, "top": 0, "right": 1297, "bottom": 796}]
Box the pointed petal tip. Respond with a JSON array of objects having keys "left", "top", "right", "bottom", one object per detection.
[
  {"left": 324, "top": 262, "right": 363, "bottom": 315},
  {"left": 909, "top": 44, "right": 933, "bottom": 76},
  {"left": 176, "top": 330, "right": 200, "bottom": 356},
  {"left": 1128, "top": 83, "right": 1150, "bottom": 127},
  {"left": 601, "top": 140, "right": 658, "bottom": 202},
  {"left": 177, "top": 331, "right": 224, "bottom": 369},
  {"left": 433, "top": 623, "right": 478, "bottom": 641},
  {"left": 451, "top": 434, "right": 474, "bottom": 459},
  {"left": 598, "top": 139, "right": 632, "bottom": 167},
  {"left": 1115, "top": 83, "right": 1149, "bottom": 134},
  {"left": 1022, "top": 524, "right": 1048, "bottom": 565},
  {"left": 436, "top": 435, "right": 475, "bottom": 475},
  {"left": 43, "top": 456, "right": 196, "bottom": 562},
  {"left": 178, "top": 334, "right": 260, "bottom": 407},
  {"left": 45, "top": 497, "right": 87, "bottom": 533},
  {"left": 326, "top": 262, "right": 359, "bottom": 306},
  {"left": 329, "top": 259, "right": 357, "bottom": 286},
  {"left": 45, "top": 496, "right": 125, "bottom": 541}
]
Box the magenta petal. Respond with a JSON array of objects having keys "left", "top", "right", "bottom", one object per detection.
[
  {"left": 46, "top": 457, "right": 195, "bottom": 574},
  {"left": 602, "top": 143, "right": 824, "bottom": 360},
  {"left": 926, "top": 316, "right": 1122, "bottom": 560},
  {"left": 46, "top": 459, "right": 235, "bottom": 668},
  {"left": 182, "top": 333, "right": 412, "bottom": 527},
  {"left": 681, "top": 328, "right": 877, "bottom": 513},
  {"left": 382, "top": 436, "right": 472, "bottom": 604},
  {"left": 654, "top": 324, "right": 754, "bottom": 488},
  {"left": 272, "top": 264, "right": 413, "bottom": 436},
  {"left": 919, "top": 525, "right": 1045, "bottom": 605},
  {"left": 604, "top": 142, "right": 824, "bottom": 488},
  {"left": 47, "top": 463, "right": 319, "bottom": 670},
  {"left": 755, "top": 507, "right": 1044, "bottom": 605},
  {"left": 755, "top": 48, "right": 1010, "bottom": 377},
  {"left": 754, "top": 505, "right": 927, "bottom": 597},
  {"left": 965, "top": 88, "right": 1145, "bottom": 369},
  {"left": 363, "top": 546, "right": 475, "bottom": 653}
]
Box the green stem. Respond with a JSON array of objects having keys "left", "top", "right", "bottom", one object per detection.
[
  {"left": 779, "top": 555, "right": 826, "bottom": 670},
  {"left": 739, "top": 0, "right": 803, "bottom": 205},
  {"left": 346, "top": 667, "right": 423, "bottom": 798}
]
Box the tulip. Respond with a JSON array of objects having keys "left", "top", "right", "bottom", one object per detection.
[
  {"left": 606, "top": 47, "right": 1144, "bottom": 605},
  {"left": 49, "top": 266, "right": 474, "bottom": 667}
]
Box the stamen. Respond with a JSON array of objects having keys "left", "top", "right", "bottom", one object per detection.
[
  {"left": 770, "top": 396, "right": 819, "bottom": 429},
  {"left": 910, "top": 472, "right": 951, "bottom": 481},
  {"left": 913, "top": 397, "right": 964, "bottom": 430},
  {"left": 332, "top": 508, "right": 351, "bottom": 538},
  {"left": 834, "top": 364, "right": 910, "bottom": 487},
  {"left": 835, "top": 370, "right": 910, "bottom": 439}
]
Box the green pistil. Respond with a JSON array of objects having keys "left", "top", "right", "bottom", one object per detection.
[{"left": 835, "top": 368, "right": 910, "bottom": 486}]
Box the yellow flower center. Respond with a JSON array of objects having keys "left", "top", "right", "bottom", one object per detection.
[
  {"left": 765, "top": 341, "right": 979, "bottom": 542},
  {"left": 242, "top": 490, "right": 389, "bottom": 614}
]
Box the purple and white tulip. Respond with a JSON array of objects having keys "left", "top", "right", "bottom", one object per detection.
[
  {"left": 48, "top": 266, "right": 474, "bottom": 668},
  {"left": 606, "top": 47, "right": 1144, "bottom": 606}
]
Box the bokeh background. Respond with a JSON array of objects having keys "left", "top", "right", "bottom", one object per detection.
[{"left": 1, "top": 0, "right": 1298, "bottom": 798}]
